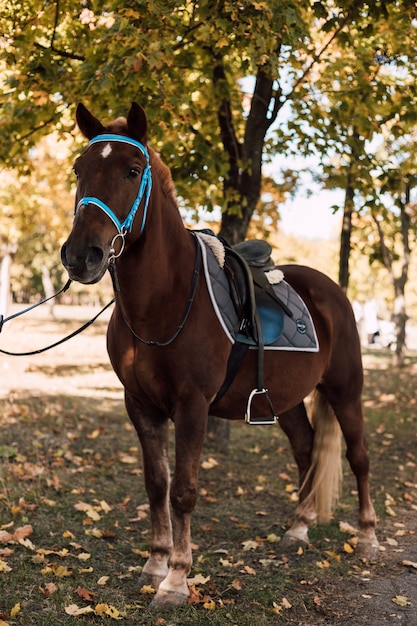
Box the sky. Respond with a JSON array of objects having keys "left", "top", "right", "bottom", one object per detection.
[{"left": 278, "top": 188, "right": 343, "bottom": 240}]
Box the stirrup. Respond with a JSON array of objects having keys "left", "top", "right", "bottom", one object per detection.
[{"left": 245, "top": 388, "right": 278, "bottom": 425}]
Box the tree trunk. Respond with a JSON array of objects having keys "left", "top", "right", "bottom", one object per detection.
[
  {"left": 372, "top": 182, "right": 411, "bottom": 367},
  {"left": 0, "top": 248, "right": 14, "bottom": 317},
  {"left": 338, "top": 171, "right": 354, "bottom": 291},
  {"left": 41, "top": 264, "right": 56, "bottom": 318},
  {"left": 208, "top": 66, "right": 282, "bottom": 448}
]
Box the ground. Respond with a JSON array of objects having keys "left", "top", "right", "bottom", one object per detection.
[{"left": 0, "top": 304, "right": 416, "bottom": 625}]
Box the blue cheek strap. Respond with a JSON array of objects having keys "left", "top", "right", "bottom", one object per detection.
[{"left": 75, "top": 134, "right": 153, "bottom": 236}]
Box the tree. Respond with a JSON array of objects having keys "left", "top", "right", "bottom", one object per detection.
[
  {"left": 276, "top": 0, "right": 417, "bottom": 290},
  {"left": 1, "top": 0, "right": 389, "bottom": 244}
]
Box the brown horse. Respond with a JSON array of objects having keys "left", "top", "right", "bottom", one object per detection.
[{"left": 61, "top": 102, "right": 379, "bottom": 610}]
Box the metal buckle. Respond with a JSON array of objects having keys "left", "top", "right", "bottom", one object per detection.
[
  {"left": 245, "top": 388, "right": 278, "bottom": 425},
  {"left": 109, "top": 231, "right": 126, "bottom": 262}
]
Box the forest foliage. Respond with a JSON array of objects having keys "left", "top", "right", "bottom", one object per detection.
[{"left": 1, "top": 0, "right": 417, "bottom": 317}]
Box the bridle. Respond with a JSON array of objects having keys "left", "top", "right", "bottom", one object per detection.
[
  {"left": 75, "top": 133, "right": 153, "bottom": 259},
  {"left": 79, "top": 132, "right": 202, "bottom": 346}
]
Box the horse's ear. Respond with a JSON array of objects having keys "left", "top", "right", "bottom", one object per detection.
[
  {"left": 76, "top": 103, "right": 105, "bottom": 140},
  {"left": 127, "top": 102, "right": 148, "bottom": 144}
]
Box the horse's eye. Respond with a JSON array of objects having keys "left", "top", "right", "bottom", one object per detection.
[
  {"left": 73, "top": 166, "right": 79, "bottom": 179},
  {"left": 127, "top": 167, "right": 141, "bottom": 179}
]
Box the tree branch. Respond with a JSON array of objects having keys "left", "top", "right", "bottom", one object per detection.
[{"left": 34, "top": 42, "right": 84, "bottom": 62}]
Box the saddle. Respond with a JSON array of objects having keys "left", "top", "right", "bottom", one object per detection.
[{"left": 214, "top": 237, "right": 294, "bottom": 425}]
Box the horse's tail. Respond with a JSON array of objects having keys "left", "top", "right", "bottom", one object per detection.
[{"left": 306, "top": 388, "right": 343, "bottom": 523}]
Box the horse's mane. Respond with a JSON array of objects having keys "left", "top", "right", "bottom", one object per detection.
[
  {"left": 148, "top": 146, "right": 177, "bottom": 203},
  {"left": 107, "top": 117, "right": 177, "bottom": 204}
]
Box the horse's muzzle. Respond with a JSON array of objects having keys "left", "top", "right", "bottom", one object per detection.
[{"left": 60, "top": 241, "right": 108, "bottom": 284}]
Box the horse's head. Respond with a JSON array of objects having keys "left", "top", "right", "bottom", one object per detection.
[{"left": 61, "top": 102, "right": 152, "bottom": 284}]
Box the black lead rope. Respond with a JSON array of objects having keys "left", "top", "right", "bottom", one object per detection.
[
  {"left": 0, "top": 279, "right": 115, "bottom": 357},
  {"left": 0, "top": 278, "right": 72, "bottom": 334}
]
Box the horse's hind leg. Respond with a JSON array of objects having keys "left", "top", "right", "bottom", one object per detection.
[
  {"left": 124, "top": 393, "right": 173, "bottom": 592},
  {"left": 327, "top": 392, "right": 379, "bottom": 559},
  {"left": 278, "top": 402, "right": 317, "bottom": 549}
]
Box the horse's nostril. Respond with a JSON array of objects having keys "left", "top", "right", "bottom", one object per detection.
[{"left": 87, "top": 246, "right": 104, "bottom": 269}]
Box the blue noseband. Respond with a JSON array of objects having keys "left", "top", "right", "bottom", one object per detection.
[{"left": 75, "top": 133, "right": 152, "bottom": 236}]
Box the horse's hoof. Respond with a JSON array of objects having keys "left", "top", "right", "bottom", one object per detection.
[
  {"left": 356, "top": 540, "right": 380, "bottom": 561},
  {"left": 280, "top": 530, "right": 309, "bottom": 551},
  {"left": 138, "top": 571, "right": 166, "bottom": 592},
  {"left": 149, "top": 588, "right": 189, "bottom": 611}
]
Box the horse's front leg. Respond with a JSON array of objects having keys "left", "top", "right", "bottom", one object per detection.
[
  {"left": 151, "top": 401, "right": 208, "bottom": 610},
  {"left": 125, "top": 393, "right": 173, "bottom": 591}
]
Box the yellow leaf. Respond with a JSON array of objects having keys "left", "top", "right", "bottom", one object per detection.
[
  {"left": 10, "top": 603, "right": 20, "bottom": 618},
  {"left": 140, "top": 585, "right": 156, "bottom": 594},
  {"left": 242, "top": 565, "right": 256, "bottom": 575},
  {"left": 281, "top": 597, "right": 292, "bottom": 609},
  {"left": 325, "top": 550, "right": 341, "bottom": 562},
  {"left": 87, "top": 429, "right": 101, "bottom": 439},
  {"left": 392, "top": 595, "right": 410, "bottom": 607},
  {"left": 344, "top": 542, "right": 354, "bottom": 553},
  {"left": 62, "top": 530, "right": 75, "bottom": 539},
  {"left": 187, "top": 573, "right": 210, "bottom": 585},
  {"left": 201, "top": 457, "right": 218, "bottom": 470},
  {"left": 95, "top": 603, "right": 123, "bottom": 619},
  {"left": 54, "top": 565, "right": 73, "bottom": 578},
  {"left": 77, "top": 552, "right": 91, "bottom": 561},
  {"left": 203, "top": 599, "right": 216, "bottom": 610},
  {"left": 65, "top": 604, "right": 95, "bottom": 616},
  {"left": 0, "top": 620, "right": 10, "bottom": 626},
  {"left": 100, "top": 500, "right": 111, "bottom": 513},
  {"left": 339, "top": 521, "right": 358, "bottom": 535},
  {"left": 402, "top": 560, "right": 417, "bottom": 569},
  {"left": 272, "top": 601, "right": 282, "bottom": 614},
  {"left": 97, "top": 575, "right": 109, "bottom": 585},
  {"left": 0, "top": 559, "right": 12, "bottom": 573}
]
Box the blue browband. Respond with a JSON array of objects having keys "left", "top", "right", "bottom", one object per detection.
[{"left": 76, "top": 133, "right": 152, "bottom": 235}]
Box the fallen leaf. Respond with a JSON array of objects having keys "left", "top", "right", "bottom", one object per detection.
[
  {"left": 54, "top": 565, "right": 73, "bottom": 578},
  {"left": 242, "top": 539, "right": 259, "bottom": 551},
  {"left": 203, "top": 598, "right": 216, "bottom": 610},
  {"left": 10, "top": 603, "right": 20, "bottom": 618},
  {"left": 140, "top": 584, "right": 156, "bottom": 594},
  {"left": 402, "top": 560, "right": 417, "bottom": 569},
  {"left": 0, "top": 559, "right": 12, "bottom": 573},
  {"left": 339, "top": 521, "right": 358, "bottom": 535},
  {"left": 97, "top": 575, "right": 109, "bottom": 585},
  {"left": 201, "top": 457, "right": 218, "bottom": 470},
  {"left": 76, "top": 586, "right": 97, "bottom": 602},
  {"left": 39, "top": 582, "right": 57, "bottom": 597},
  {"left": 187, "top": 573, "right": 210, "bottom": 585},
  {"left": 95, "top": 603, "right": 123, "bottom": 619},
  {"left": 392, "top": 595, "right": 410, "bottom": 607},
  {"left": 65, "top": 604, "right": 95, "bottom": 616},
  {"left": 272, "top": 601, "right": 282, "bottom": 614},
  {"left": 281, "top": 597, "right": 292, "bottom": 609}
]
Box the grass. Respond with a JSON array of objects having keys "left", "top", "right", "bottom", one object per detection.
[{"left": 0, "top": 345, "right": 416, "bottom": 625}]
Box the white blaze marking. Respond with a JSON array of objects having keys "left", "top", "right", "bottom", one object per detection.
[{"left": 101, "top": 143, "right": 112, "bottom": 158}]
